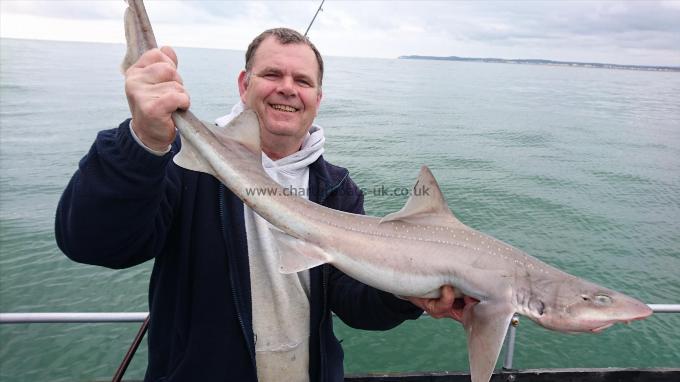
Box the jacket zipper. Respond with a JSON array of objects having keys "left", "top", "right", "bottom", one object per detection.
[
  {"left": 315, "top": 175, "right": 344, "bottom": 382},
  {"left": 318, "top": 264, "right": 329, "bottom": 382},
  {"left": 219, "top": 185, "right": 257, "bottom": 370}
]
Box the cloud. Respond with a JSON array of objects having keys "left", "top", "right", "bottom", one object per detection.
[
  {"left": 1, "top": 0, "right": 678, "bottom": 66},
  {"left": 0, "top": 0, "right": 122, "bottom": 20}
]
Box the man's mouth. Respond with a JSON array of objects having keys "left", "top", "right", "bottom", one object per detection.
[{"left": 270, "top": 104, "right": 298, "bottom": 113}]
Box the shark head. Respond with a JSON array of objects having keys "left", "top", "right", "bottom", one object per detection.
[{"left": 533, "top": 277, "right": 653, "bottom": 333}]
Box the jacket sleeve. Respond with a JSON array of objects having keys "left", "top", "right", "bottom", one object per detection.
[
  {"left": 327, "top": 175, "right": 423, "bottom": 330},
  {"left": 55, "top": 119, "right": 180, "bottom": 269}
]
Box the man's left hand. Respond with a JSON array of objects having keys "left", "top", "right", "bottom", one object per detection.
[{"left": 406, "top": 285, "right": 479, "bottom": 323}]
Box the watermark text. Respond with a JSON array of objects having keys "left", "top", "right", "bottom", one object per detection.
[{"left": 244, "top": 184, "right": 431, "bottom": 198}]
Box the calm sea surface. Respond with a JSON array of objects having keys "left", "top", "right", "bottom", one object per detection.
[{"left": 1, "top": 38, "right": 679, "bottom": 381}]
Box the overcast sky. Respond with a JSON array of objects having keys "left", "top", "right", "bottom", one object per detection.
[{"left": 1, "top": 0, "right": 679, "bottom": 66}]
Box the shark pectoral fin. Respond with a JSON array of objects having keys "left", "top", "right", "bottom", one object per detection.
[
  {"left": 209, "top": 109, "right": 262, "bottom": 155},
  {"left": 462, "top": 302, "right": 515, "bottom": 382},
  {"left": 173, "top": 135, "right": 216, "bottom": 175},
  {"left": 269, "top": 229, "right": 331, "bottom": 274},
  {"left": 380, "top": 166, "right": 465, "bottom": 227}
]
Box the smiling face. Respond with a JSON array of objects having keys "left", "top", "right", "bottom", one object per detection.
[{"left": 238, "top": 36, "right": 323, "bottom": 158}]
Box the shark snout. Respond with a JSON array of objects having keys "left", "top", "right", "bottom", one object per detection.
[
  {"left": 625, "top": 301, "right": 653, "bottom": 322},
  {"left": 536, "top": 283, "right": 653, "bottom": 334},
  {"left": 584, "top": 295, "right": 653, "bottom": 333},
  {"left": 590, "top": 304, "right": 652, "bottom": 333}
]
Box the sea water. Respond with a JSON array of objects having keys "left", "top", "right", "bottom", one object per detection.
[{"left": 1, "top": 38, "right": 679, "bottom": 381}]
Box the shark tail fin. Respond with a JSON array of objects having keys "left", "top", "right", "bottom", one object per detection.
[
  {"left": 122, "top": 0, "right": 157, "bottom": 73},
  {"left": 121, "top": 6, "right": 136, "bottom": 73}
]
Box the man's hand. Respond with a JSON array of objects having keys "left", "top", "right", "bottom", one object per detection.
[
  {"left": 125, "top": 46, "right": 190, "bottom": 151},
  {"left": 406, "top": 285, "right": 479, "bottom": 323}
]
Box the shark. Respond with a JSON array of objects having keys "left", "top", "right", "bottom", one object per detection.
[{"left": 123, "top": 1, "right": 653, "bottom": 381}]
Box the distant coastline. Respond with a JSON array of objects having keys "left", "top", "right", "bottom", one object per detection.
[{"left": 398, "top": 55, "right": 680, "bottom": 72}]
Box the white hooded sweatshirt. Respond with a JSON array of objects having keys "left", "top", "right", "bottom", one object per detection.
[{"left": 216, "top": 102, "right": 325, "bottom": 382}]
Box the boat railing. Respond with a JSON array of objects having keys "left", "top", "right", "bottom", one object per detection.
[{"left": 1, "top": 304, "right": 678, "bottom": 371}]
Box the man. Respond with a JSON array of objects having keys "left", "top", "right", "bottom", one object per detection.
[{"left": 56, "top": 28, "right": 465, "bottom": 381}]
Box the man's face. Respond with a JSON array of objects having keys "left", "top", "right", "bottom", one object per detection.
[{"left": 238, "top": 37, "right": 322, "bottom": 145}]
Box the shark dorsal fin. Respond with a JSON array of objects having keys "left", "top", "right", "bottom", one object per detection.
[
  {"left": 380, "top": 166, "right": 464, "bottom": 227},
  {"left": 210, "top": 109, "right": 262, "bottom": 155}
]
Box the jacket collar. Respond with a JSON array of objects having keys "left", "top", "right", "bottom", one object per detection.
[{"left": 308, "top": 155, "right": 349, "bottom": 205}]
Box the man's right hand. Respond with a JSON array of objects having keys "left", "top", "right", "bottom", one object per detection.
[{"left": 124, "top": 46, "right": 190, "bottom": 152}]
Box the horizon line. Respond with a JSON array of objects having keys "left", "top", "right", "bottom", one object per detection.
[{"left": 2, "top": 36, "right": 677, "bottom": 68}]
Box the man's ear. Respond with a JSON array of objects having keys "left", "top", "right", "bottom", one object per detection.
[{"left": 238, "top": 70, "right": 249, "bottom": 103}]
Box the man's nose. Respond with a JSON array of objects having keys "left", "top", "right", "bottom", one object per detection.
[{"left": 277, "top": 76, "right": 296, "bottom": 96}]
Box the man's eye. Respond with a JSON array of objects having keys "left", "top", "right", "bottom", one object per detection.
[{"left": 296, "top": 77, "right": 315, "bottom": 87}]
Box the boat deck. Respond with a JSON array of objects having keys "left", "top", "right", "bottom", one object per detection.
[
  {"left": 345, "top": 368, "right": 680, "bottom": 382},
  {"left": 114, "top": 368, "right": 680, "bottom": 382}
]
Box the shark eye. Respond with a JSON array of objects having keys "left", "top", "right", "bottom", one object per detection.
[{"left": 594, "top": 294, "right": 612, "bottom": 305}]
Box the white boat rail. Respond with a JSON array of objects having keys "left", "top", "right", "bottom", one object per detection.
[
  {"left": 0, "top": 312, "right": 148, "bottom": 323},
  {"left": 1, "top": 304, "right": 678, "bottom": 370},
  {"left": 2, "top": 304, "right": 676, "bottom": 324}
]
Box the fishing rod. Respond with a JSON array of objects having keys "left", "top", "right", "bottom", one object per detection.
[{"left": 304, "top": 0, "right": 325, "bottom": 36}]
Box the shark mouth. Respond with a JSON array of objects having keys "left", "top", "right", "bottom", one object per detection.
[
  {"left": 590, "top": 323, "right": 614, "bottom": 333},
  {"left": 270, "top": 104, "right": 298, "bottom": 113},
  {"left": 589, "top": 311, "right": 652, "bottom": 333}
]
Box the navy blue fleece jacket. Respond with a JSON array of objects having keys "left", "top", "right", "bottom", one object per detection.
[{"left": 55, "top": 120, "right": 422, "bottom": 382}]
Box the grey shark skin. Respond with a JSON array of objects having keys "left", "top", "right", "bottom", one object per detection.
[{"left": 123, "top": 1, "right": 653, "bottom": 381}]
